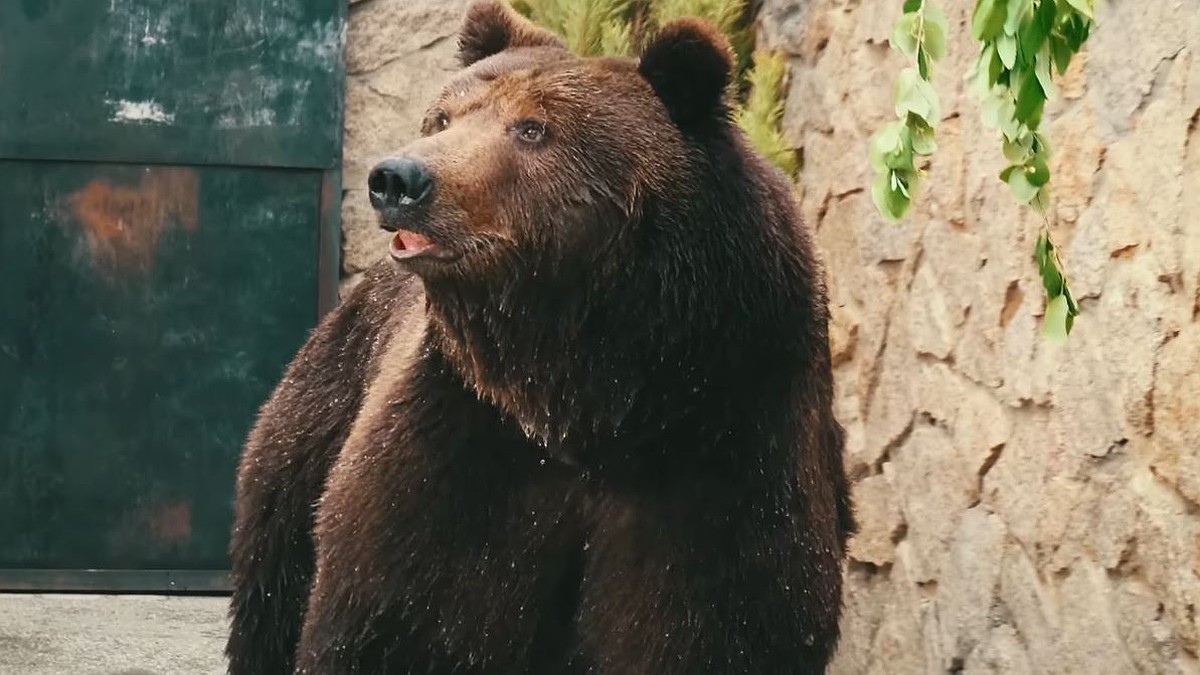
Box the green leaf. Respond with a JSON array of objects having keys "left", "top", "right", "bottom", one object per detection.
[
  {"left": 999, "top": 165, "right": 1018, "bottom": 182},
  {"left": 892, "top": 13, "right": 921, "bottom": 57},
  {"left": 1019, "top": 6, "right": 1049, "bottom": 62},
  {"left": 895, "top": 68, "right": 941, "bottom": 123},
  {"left": 904, "top": 0, "right": 924, "bottom": 12},
  {"left": 981, "top": 106, "right": 1000, "bottom": 132},
  {"left": 1004, "top": 0, "right": 1029, "bottom": 36},
  {"left": 967, "top": 44, "right": 996, "bottom": 96},
  {"left": 1034, "top": 45, "right": 1058, "bottom": 100},
  {"left": 1064, "top": 0, "right": 1094, "bottom": 20},
  {"left": 999, "top": 96, "right": 1022, "bottom": 139},
  {"left": 1025, "top": 155, "right": 1051, "bottom": 186},
  {"left": 988, "top": 41, "right": 1006, "bottom": 84},
  {"left": 1035, "top": 231, "right": 1064, "bottom": 297},
  {"left": 1035, "top": 230, "right": 1051, "bottom": 264},
  {"left": 923, "top": 6, "right": 949, "bottom": 60},
  {"left": 998, "top": 32, "right": 1018, "bottom": 68},
  {"left": 1050, "top": 35, "right": 1073, "bottom": 74},
  {"left": 1064, "top": 281, "right": 1079, "bottom": 315},
  {"left": 1003, "top": 132, "right": 1034, "bottom": 163},
  {"left": 1042, "top": 293, "right": 1071, "bottom": 343},
  {"left": 1007, "top": 165, "right": 1040, "bottom": 203},
  {"left": 982, "top": 89, "right": 1023, "bottom": 140},
  {"left": 1037, "top": 0, "right": 1059, "bottom": 35},
  {"left": 894, "top": 168, "right": 913, "bottom": 198},
  {"left": 1014, "top": 71, "right": 1045, "bottom": 124},
  {"left": 1031, "top": 131, "right": 1052, "bottom": 159},
  {"left": 909, "top": 114, "right": 938, "bottom": 154},
  {"left": 918, "top": 48, "right": 931, "bottom": 78},
  {"left": 972, "top": 0, "right": 1008, "bottom": 41},
  {"left": 1076, "top": 15, "right": 1092, "bottom": 43},
  {"left": 869, "top": 123, "right": 905, "bottom": 171},
  {"left": 886, "top": 132, "right": 915, "bottom": 170},
  {"left": 1025, "top": 93, "right": 1045, "bottom": 130},
  {"left": 1061, "top": 12, "right": 1090, "bottom": 50},
  {"left": 872, "top": 170, "right": 913, "bottom": 221},
  {"left": 1031, "top": 184, "right": 1052, "bottom": 212}
]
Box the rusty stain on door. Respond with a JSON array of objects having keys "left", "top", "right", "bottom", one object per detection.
[
  {"left": 108, "top": 500, "right": 194, "bottom": 559},
  {"left": 65, "top": 167, "right": 199, "bottom": 276}
]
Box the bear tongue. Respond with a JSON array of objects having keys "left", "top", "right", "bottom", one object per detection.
[{"left": 393, "top": 230, "right": 433, "bottom": 252}]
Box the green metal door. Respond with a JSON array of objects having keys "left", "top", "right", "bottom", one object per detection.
[{"left": 0, "top": 0, "right": 345, "bottom": 591}]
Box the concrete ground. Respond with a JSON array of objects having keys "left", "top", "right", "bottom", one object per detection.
[{"left": 0, "top": 594, "right": 229, "bottom": 675}]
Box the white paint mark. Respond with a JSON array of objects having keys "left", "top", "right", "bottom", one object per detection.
[
  {"left": 216, "top": 108, "right": 277, "bottom": 129},
  {"left": 294, "top": 19, "right": 344, "bottom": 64},
  {"left": 108, "top": 99, "right": 175, "bottom": 124},
  {"left": 139, "top": 15, "right": 169, "bottom": 46}
]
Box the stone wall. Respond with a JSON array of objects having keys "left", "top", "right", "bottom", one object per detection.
[
  {"left": 340, "top": 1, "right": 1200, "bottom": 672},
  {"left": 759, "top": 0, "right": 1200, "bottom": 672},
  {"left": 340, "top": 0, "right": 471, "bottom": 292}
]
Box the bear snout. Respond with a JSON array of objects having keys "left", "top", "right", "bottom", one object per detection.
[{"left": 368, "top": 157, "right": 434, "bottom": 212}]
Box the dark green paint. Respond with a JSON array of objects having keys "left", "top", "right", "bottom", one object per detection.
[
  {"left": 0, "top": 0, "right": 345, "bottom": 169},
  {"left": 0, "top": 161, "right": 319, "bottom": 571},
  {"left": 0, "top": 0, "right": 344, "bottom": 587}
]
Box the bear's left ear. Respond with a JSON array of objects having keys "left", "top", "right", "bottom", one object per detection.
[
  {"left": 458, "top": 1, "right": 567, "bottom": 67},
  {"left": 638, "top": 19, "right": 734, "bottom": 130}
]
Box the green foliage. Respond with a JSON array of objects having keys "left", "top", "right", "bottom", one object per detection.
[
  {"left": 516, "top": 0, "right": 798, "bottom": 177},
  {"left": 869, "top": 1, "right": 949, "bottom": 222},
  {"left": 735, "top": 52, "right": 799, "bottom": 177},
  {"left": 1035, "top": 229, "right": 1078, "bottom": 343},
  {"left": 872, "top": 0, "right": 1095, "bottom": 340},
  {"left": 512, "top": 0, "right": 634, "bottom": 56},
  {"left": 651, "top": 0, "right": 744, "bottom": 35},
  {"left": 968, "top": 0, "right": 1093, "bottom": 211}
]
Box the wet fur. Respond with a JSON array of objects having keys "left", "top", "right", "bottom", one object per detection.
[{"left": 227, "top": 2, "right": 853, "bottom": 673}]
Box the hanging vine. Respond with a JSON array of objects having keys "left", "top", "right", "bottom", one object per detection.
[{"left": 871, "top": 0, "right": 1096, "bottom": 342}]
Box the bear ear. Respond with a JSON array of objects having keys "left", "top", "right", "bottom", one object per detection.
[
  {"left": 638, "top": 19, "right": 734, "bottom": 130},
  {"left": 458, "top": 1, "right": 567, "bottom": 67}
]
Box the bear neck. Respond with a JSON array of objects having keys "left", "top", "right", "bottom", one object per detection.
[
  {"left": 422, "top": 263, "right": 652, "bottom": 455},
  {"left": 419, "top": 238, "right": 819, "bottom": 474}
]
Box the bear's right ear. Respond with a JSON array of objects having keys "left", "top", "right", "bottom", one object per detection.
[
  {"left": 458, "top": 1, "right": 567, "bottom": 67},
  {"left": 638, "top": 19, "right": 734, "bottom": 131}
]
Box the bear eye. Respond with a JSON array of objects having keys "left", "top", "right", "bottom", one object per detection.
[
  {"left": 513, "top": 120, "right": 547, "bottom": 145},
  {"left": 424, "top": 110, "right": 450, "bottom": 136}
]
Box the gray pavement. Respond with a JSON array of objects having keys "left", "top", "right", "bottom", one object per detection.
[{"left": 0, "top": 594, "right": 229, "bottom": 675}]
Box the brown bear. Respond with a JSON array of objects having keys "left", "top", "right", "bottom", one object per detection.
[{"left": 225, "top": 2, "right": 853, "bottom": 673}]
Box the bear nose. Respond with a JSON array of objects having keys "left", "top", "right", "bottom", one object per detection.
[{"left": 368, "top": 157, "right": 434, "bottom": 210}]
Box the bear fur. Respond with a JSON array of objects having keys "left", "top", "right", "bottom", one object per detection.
[{"left": 225, "top": 2, "right": 854, "bottom": 673}]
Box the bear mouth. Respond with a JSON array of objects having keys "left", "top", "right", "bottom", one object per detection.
[{"left": 389, "top": 229, "right": 454, "bottom": 263}]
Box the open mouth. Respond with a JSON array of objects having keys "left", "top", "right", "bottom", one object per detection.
[{"left": 389, "top": 229, "right": 451, "bottom": 262}]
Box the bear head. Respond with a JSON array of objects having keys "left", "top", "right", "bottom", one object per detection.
[
  {"left": 367, "top": 0, "right": 736, "bottom": 282},
  {"left": 365, "top": 1, "right": 812, "bottom": 461}
]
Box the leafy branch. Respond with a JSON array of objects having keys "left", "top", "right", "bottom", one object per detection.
[
  {"left": 869, "top": 0, "right": 948, "bottom": 221},
  {"left": 871, "top": 0, "right": 1097, "bottom": 342}
]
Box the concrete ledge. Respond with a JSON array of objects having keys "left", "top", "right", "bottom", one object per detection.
[{"left": 0, "top": 594, "right": 229, "bottom": 675}]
